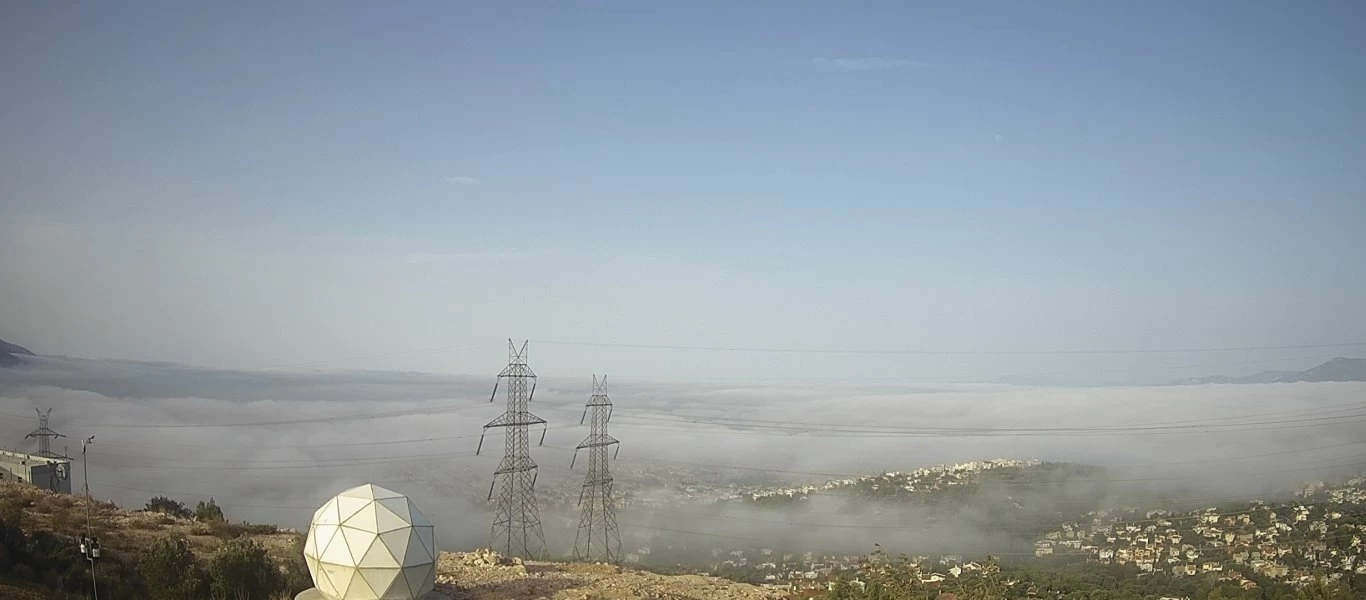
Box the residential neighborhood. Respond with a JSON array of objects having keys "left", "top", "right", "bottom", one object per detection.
[{"left": 1029, "top": 478, "right": 1366, "bottom": 586}]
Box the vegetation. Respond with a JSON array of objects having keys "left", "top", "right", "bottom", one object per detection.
[
  {"left": 196, "top": 497, "right": 226, "bottom": 523},
  {"left": 206, "top": 537, "right": 285, "bottom": 600},
  {"left": 1, "top": 493, "right": 145, "bottom": 598},
  {"left": 144, "top": 496, "right": 193, "bottom": 520},
  {"left": 1, "top": 484, "right": 304, "bottom": 599},
  {"left": 139, "top": 537, "right": 206, "bottom": 600},
  {"left": 281, "top": 532, "right": 315, "bottom": 597},
  {"left": 824, "top": 551, "right": 1366, "bottom": 600}
]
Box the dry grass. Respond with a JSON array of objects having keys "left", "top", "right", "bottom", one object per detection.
[
  {"left": 1, "top": 482, "right": 299, "bottom": 563},
  {"left": 435, "top": 550, "right": 782, "bottom": 600}
]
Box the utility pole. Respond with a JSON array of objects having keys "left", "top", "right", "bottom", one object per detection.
[
  {"left": 26, "top": 408, "right": 65, "bottom": 458},
  {"left": 572, "top": 374, "right": 621, "bottom": 563},
  {"left": 80, "top": 436, "right": 99, "bottom": 600},
  {"left": 476, "top": 340, "right": 548, "bottom": 559}
]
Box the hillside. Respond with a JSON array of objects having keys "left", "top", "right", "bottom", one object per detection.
[
  {"left": 0, "top": 337, "right": 34, "bottom": 367},
  {"left": 1170, "top": 356, "right": 1366, "bottom": 385},
  {"left": 730, "top": 460, "right": 1161, "bottom": 531},
  {"left": 439, "top": 549, "right": 779, "bottom": 599},
  {"left": 0, "top": 482, "right": 298, "bottom": 561},
  {"left": 1, "top": 483, "right": 778, "bottom": 600}
]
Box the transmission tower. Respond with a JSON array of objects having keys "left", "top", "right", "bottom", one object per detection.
[
  {"left": 571, "top": 374, "right": 621, "bottom": 562},
  {"left": 26, "top": 408, "right": 65, "bottom": 458},
  {"left": 476, "top": 340, "right": 548, "bottom": 559}
]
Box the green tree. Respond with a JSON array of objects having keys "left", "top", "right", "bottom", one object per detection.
[
  {"left": 145, "top": 496, "right": 193, "bottom": 519},
  {"left": 195, "top": 498, "right": 226, "bottom": 523},
  {"left": 1295, "top": 577, "right": 1353, "bottom": 600},
  {"left": 139, "top": 537, "right": 206, "bottom": 600},
  {"left": 206, "top": 537, "right": 283, "bottom": 600}
]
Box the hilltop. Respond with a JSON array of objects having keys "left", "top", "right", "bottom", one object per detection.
[
  {"left": 439, "top": 549, "right": 779, "bottom": 600},
  {"left": 1170, "top": 357, "right": 1366, "bottom": 385},
  {"left": 0, "top": 337, "right": 34, "bottom": 367},
  {"left": 0, "top": 483, "right": 779, "bottom": 600}
]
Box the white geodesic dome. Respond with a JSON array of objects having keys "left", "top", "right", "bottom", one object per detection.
[{"left": 303, "top": 484, "right": 437, "bottom": 600}]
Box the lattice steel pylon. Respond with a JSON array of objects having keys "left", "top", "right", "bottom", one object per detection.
[
  {"left": 476, "top": 340, "right": 548, "bottom": 559},
  {"left": 26, "top": 408, "right": 65, "bottom": 458},
  {"left": 571, "top": 374, "right": 621, "bottom": 563}
]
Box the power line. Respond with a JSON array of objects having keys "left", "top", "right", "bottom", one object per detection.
[
  {"left": 600, "top": 407, "right": 1366, "bottom": 438},
  {"left": 542, "top": 443, "right": 1366, "bottom": 484},
  {"left": 608, "top": 401, "right": 1366, "bottom": 435},
  {"left": 623, "top": 505, "right": 1366, "bottom": 535},
  {"left": 252, "top": 340, "right": 500, "bottom": 371},
  {"left": 606, "top": 350, "right": 1361, "bottom": 384},
  {"left": 534, "top": 340, "right": 1366, "bottom": 357},
  {"left": 72, "top": 402, "right": 486, "bottom": 429},
  {"left": 87, "top": 450, "right": 482, "bottom": 471}
]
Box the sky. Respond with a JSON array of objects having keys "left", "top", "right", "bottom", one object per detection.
[{"left": 2, "top": 1, "right": 1365, "bottom": 383}]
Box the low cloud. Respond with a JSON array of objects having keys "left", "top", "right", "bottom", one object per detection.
[
  {"left": 443, "top": 176, "right": 480, "bottom": 185},
  {"left": 811, "top": 57, "right": 929, "bottom": 71},
  {"left": 2, "top": 356, "right": 1363, "bottom": 558}
]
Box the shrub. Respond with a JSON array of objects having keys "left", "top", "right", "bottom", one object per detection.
[
  {"left": 145, "top": 496, "right": 193, "bottom": 520},
  {"left": 206, "top": 537, "right": 283, "bottom": 600},
  {"left": 235, "top": 522, "right": 280, "bottom": 536},
  {"left": 195, "top": 498, "right": 226, "bottom": 523},
  {"left": 139, "top": 537, "right": 206, "bottom": 600}
]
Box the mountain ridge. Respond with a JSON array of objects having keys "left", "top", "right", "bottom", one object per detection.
[
  {"left": 0, "top": 337, "right": 34, "bottom": 367},
  {"left": 1170, "top": 356, "right": 1366, "bottom": 385}
]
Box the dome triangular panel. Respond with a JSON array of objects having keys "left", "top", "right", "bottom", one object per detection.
[
  {"left": 314, "top": 497, "right": 342, "bottom": 525},
  {"left": 305, "top": 555, "right": 320, "bottom": 583},
  {"left": 381, "top": 567, "right": 415, "bottom": 599},
  {"left": 378, "top": 528, "right": 412, "bottom": 563},
  {"left": 319, "top": 526, "right": 354, "bottom": 565},
  {"left": 341, "top": 525, "right": 375, "bottom": 564},
  {"left": 403, "top": 563, "right": 435, "bottom": 597},
  {"left": 322, "top": 563, "right": 352, "bottom": 596},
  {"left": 373, "top": 500, "right": 410, "bottom": 533},
  {"left": 406, "top": 499, "right": 432, "bottom": 527},
  {"left": 339, "top": 484, "right": 381, "bottom": 500},
  {"left": 415, "top": 525, "right": 436, "bottom": 559},
  {"left": 347, "top": 568, "right": 377, "bottom": 600},
  {"left": 313, "top": 524, "right": 341, "bottom": 559},
  {"left": 336, "top": 494, "right": 370, "bottom": 524},
  {"left": 359, "top": 567, "right": 400, "bottom": 600},
  {"left": 359, "top": 536, "right": 399, "bottom": 568},
  {"left": 406, "top": 525, "right": 434, "bottom": 563},
  {"left": 345, "top": 501, "right": 382, "bottom": 533},
  {"left": 376, "top": 497, "right": 411, "bottom": 523},
  {"left": 369, "top": 484, "right": 404, "bottom": 500}
]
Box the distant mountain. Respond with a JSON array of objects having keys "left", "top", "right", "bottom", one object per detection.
[
  {"left": 0, "top": 337, "right": 35, "bottom": 367},
  {"left": 1171, "top": 357, "right": 1366, "bottom": 385}
]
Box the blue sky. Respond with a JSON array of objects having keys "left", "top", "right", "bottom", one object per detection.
[{"left": 2, "top": 2, "right": 1364, "bottom": 382}]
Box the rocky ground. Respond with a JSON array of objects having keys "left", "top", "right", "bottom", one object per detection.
[{"left": 435, "top": 549, "right": 783, "bottom": 600}]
